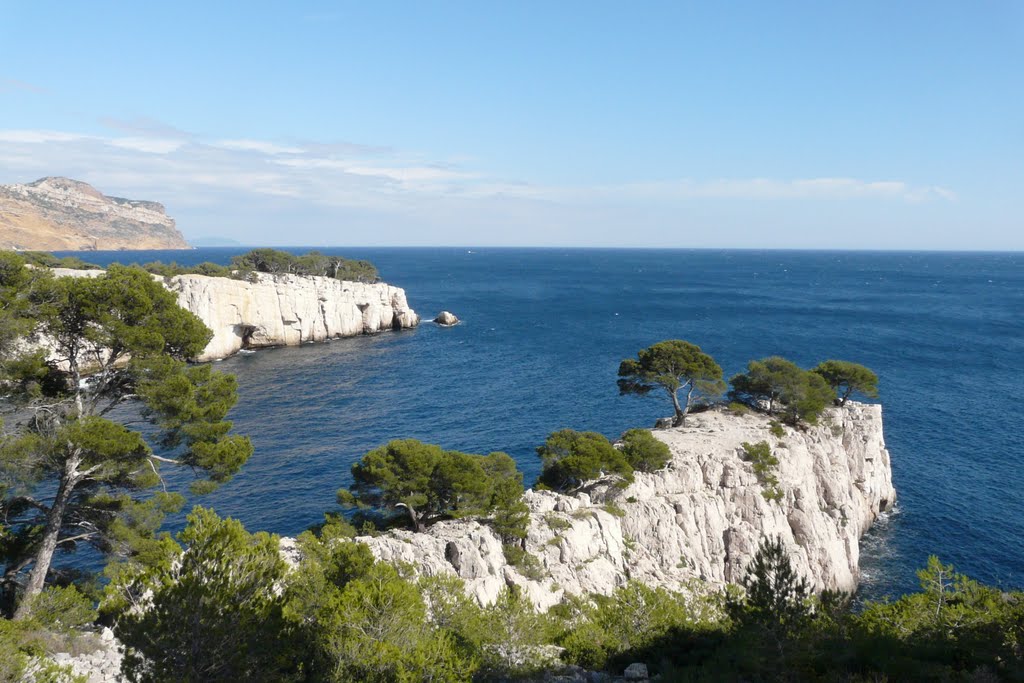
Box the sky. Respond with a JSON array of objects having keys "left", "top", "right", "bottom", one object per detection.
[{"left": 1, "top": 1, "right": 1021, "bottom": 249}]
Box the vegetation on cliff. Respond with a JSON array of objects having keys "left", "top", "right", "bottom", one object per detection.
[
  {"left": 91, "top": 507, "right": 1024, "bottom": 682},
  {"left": 617, "top": 340, "right": 726, "bottom": 427},
  {"left": 0, "top": 253, "right": 253, "bottom": 618}
]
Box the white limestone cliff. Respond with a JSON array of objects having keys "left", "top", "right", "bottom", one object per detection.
[
  {"left": 48, "top": 268, "right": 420, "bottom": 362},
  {"left": 358, "top": 402, "right": 895, "bottom": 610},
  {"left": 166, "top": 272, "right": 419, "bottom": 361}
]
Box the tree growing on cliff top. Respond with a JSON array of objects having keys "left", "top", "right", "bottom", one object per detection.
[
  {"left": 811, "top": 360, "right": 879, "bottom": 406},
  {"left": 617, "top": 340, "right": 726, "bottom": 427},
  {"left": 729, "top": 357, "right": 835, "bottom": 426},
  {"left": 337, "top": 439, "right": 526, "bottom": 534},
  {"left": 536, "top": 429, "right": 633, "bottom": 492},
  {"left": 0, "top": 260, "right": 253, "bottom": 617}
]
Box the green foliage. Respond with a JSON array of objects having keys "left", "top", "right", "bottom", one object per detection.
[
  {"left": 0, "top": 617, "right": 86, "bottom": 682},
  {"left": 600, "top": 503, "right": 626, "bottom": 518},
  {"left": 503, "top": 546, "right": 547, "bottom": 581},
  {"left": 618, "top": 428, "right": 671, "bottom": 473},
  {"left": 544, "top": 513, "right": 572, "bottom": 532},
  {"left": 103, "top": 507, "right": 299, "bottom": 683},
  {"left": 19, "top": 251, "right": 99, "bottom": 270},
  {"left": 617, "top": 340, "right": 726, "bottom": 427},
  {"left": 474, "top": 586, "right": 556, "bottom": 678},
  {"left": 141, "top": 260, "right": 235, "bottom": 279},
  {"left": 556, "top": 581, "right": 722, "bottom": 673},
  {"left": 729, "top": 356, "right": 836, "bottom": 425},
  {"left": 338, "top": 440, "right": 527, "bottom": 537},
  {"left": 229, "top": 249, "right": 380, "bottom": 283},
  {"left": 727, "top": 401, "right": 751, "bottom": 415},
  {"left": 812, "top": 359, "right": 879, "bottom": 406},
  {"left": 286, "top": 526, "right": 475, "bottom": 682},
  {"left": 1, "top": 263, "right": 253, "bottom": 615},
  {"left": 768, "top": 420, "right": 785, "bottom": 438},
  {"left": 742, "top": 441, "right": 782, "bottom": 502},
  {"left": 21, "top": 585, "right": 96, "bottom": 635},
  {"left": 536, "top": 429, "right": 633, "bottom": 492}
]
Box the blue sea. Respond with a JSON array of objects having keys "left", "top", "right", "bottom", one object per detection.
[{"left": 58, "top": 247, "right": 1024, "bottom": 601}]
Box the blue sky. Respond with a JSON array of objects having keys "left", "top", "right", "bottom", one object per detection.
[{"left": 1, "top": 1, "right": 1021, "bottom": 248}]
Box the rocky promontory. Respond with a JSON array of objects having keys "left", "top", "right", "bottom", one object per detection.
[
  {"left": 353, "top": 402, "right": 894, "bottom": 610},
  {"left": 50, "top": 268, "right": 420, "bottom": 361},
  {"left": 168, "top": 272, "right": 419, "bottom": 361},
  {"left": 0, "top": 177, "right": 190, "bottom": 251}
]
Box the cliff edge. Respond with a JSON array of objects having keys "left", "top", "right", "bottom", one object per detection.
[
  {"left": 355, "top": 403, "right": 895, "bottom": 610},
  {"left": 0, "top": 177, "right": 190, "bottom": 251},
  {"left": 49, "top": 268, "right": 420, "bottom": 361}
]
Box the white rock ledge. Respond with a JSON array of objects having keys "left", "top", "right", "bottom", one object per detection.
[
  {"left": 51, "top": 269, "right": 420, "bottom": 361},
  {"left": 348, "top": 402, "right": 895, "bottom": 610},
  {"left": 168, "top": 272, "right": 419, "bottom": 361}
]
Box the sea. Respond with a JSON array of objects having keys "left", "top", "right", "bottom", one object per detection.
[{"left": 54, "top": 247, "right": 1024, "bottom": 601}]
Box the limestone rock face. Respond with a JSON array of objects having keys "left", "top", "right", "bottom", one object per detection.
[
  {"left": 168, "top": 272, "right": 419, "bottom": 361},
  {"left": 0, "top": 177, "right": 189, "bottom": 251},
  {"left": 47, "top": 269, "right": 419, "bottom": 361},
  {"left": 359, "top": 403, "right": 895, "bottom": 610},
  {"left": 434, "top": 310, "right": 459, "bottom": 326}
]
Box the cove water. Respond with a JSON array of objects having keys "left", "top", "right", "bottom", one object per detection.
[{"left": 60, "top": 247, "right": 1024, "bottom": 601}]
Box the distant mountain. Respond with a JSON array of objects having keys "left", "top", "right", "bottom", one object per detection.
[{"left": 0, "top": 177, "right": 191, "bottom": 251}]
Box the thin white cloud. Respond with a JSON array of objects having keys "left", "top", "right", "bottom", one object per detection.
[
  {"left": 107, "top": 137, "right": 185, "bottom": 154},
  {"left": 0, "top": 129, "right": 85, "bottom": 144},
  {"left": 216, "top": 139, "right": 305, "bottom": 155},
  {"left": 0, "top": 126, "right": 957, "bottom": 232}
]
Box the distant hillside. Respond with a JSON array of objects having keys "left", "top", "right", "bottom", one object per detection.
[{"left": 0, "top": 177, "right": 191, "bottom": 251}]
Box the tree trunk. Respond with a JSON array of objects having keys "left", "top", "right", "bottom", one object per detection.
[
  {"left": 671, "top": 390, "right": 685, "bottom": 427},
  {"left": 14, "top": 458, "right": 78, "bottom": 619}
]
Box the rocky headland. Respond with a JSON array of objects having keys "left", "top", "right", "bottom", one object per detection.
[
  {"left": 339, "top": 402, "right": 894, "bottom": 610},
  {"left": 0, "top": 177, "right": 190, "bottom": 251},
  {"left": 50, "top": 268, "right": 420, "bottom": 361}
]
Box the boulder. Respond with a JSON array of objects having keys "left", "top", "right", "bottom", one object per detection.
[{"left": 434, "top": 310, "right": 460, "bottom": 326}]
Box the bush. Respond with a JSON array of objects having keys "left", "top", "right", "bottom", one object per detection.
[
  {"left": 769, "top": 420, "right": 785, "bottom": 438},
  {"left": 503, "top": 546, "right": 547, "bottom": 581},
  {"left": 536, "top": 430, "right": 634, "bottom": 491},
  {"left": 103, "top": 506, "right": 301, "bottom": 682},
  {"left": 727, "top": 402, "right": 751, "bottom": 416},
  {"left": 619, "top": 429, "right": 672, "bottom": 473},
  {"left": 601, "top": 503, "right": 626, "bottom": 518},
  {"left": 545, "top": 514, "right": 572, "bottom": 532},
  {"left": 742, "top": 441, "right": 782, "bottom": 502},
  {"left": 22, "top": 585, "right": 96, "bottom": 635}
]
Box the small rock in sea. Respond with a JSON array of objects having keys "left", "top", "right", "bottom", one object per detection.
[
  {"left": 623, "top": 662, "right": 649, "bottom": 680},
  {"left": 434, "top": 311, "right": 459, "bottom": 326}
]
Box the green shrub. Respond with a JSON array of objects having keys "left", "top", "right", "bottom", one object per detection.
[
  {"left": 727, "top": 402, "right": 751, "bottom": 415},
  {"left": 503, "top": 545, "right": 547, "bottom": 581},
  {"left": 741, "top": 441, "right": 782, "bottom": 502},
  {"left": 769, "top": 420, "right": 785, "bottom": 438},
  {"left": 545, "top": 513, "right": 572, "bottom": 532},
  {"left": 601, "top": 503, "right": 626, "bottom": 518},
  {"left": 536, "top": 429, "right": 634, "bottom": 491},
  {"left": 22, "top": 585, "right": 96, "bottom": 635},
  {"left": 619, "top": 428, "right": 672, "bottom": 473}
]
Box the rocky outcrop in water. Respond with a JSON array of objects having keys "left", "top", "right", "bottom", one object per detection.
[
  {"left": 0, "top": 177, "right": 189, "bottom": 251},
  {"left": 434, "top": 310, "right": 459, "bottom": 326},
  {"left": 168, "top": 272, "right": 419, "bottom": 361},
  {"left": 49, "top": 269, "right": 420, "bottom": 361},
  {"left": 358, "top": 403, "right": 895, "bottom": 610}
]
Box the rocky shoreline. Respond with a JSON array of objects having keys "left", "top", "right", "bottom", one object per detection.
[
  {"left": 49, "top": 268, "right": 420, "bottom": 362},
  {"left": 349, "top": 402, "right": 894, "bottom": 610}
]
